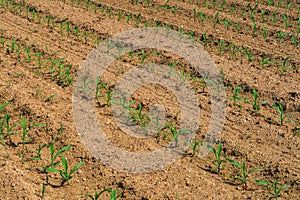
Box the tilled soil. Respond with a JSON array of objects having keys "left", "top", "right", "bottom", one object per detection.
[{"left": 0, "top": 0, "right": 299, "bottom": 199}]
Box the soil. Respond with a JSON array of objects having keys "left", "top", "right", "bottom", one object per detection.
[{"left": 0, "top": 0, "right": 299, "bottom": 199}]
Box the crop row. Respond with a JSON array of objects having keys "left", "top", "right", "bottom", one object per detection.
[
  {"left": 1, "top": 0, "right": 298, "bottom": 71},
  {"left": 0, "top": 34, "right": 74, "bottom": 87}
]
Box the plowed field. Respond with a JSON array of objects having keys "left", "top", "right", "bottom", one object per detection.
[{"left": 0, "top": 0, "right": 299, "bottom": 199}]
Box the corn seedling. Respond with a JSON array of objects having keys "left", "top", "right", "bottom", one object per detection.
[
  {"left": 0, "top": 36, "right": 6, "bottom": 47},
  {"left": 168, "top": 62, "right": 180, "bottom": 76},
  {"left": 2, "top": 113, "right": 19, "bottom": 137},
  {"left": 250, "top": 4, "right": 257, "bottom": 20},
  {"left": 261, "top": 55, "right": 273, "bottom": 68},
  {"left": 277, "top": 30, "right": 287, "bottom": 43},
  {"left": 272, "top": 13, "right": 278, "bottom": 25},
  {"left": 250, "top": 89, "right": 268, "bottom": 113},
  {"left": 198, "top": 11, "right": 206, "bottom": 22},
  {"left": 19, "top": 120, "right": 44, "bottom": 163},
  {"left": 230, "top": 43, "right": 243, "bottom": 59},
  {"left": 130, "top": 103, "right": 150, "bottom": 127},
  {"left": 47, "top": 140, "right": 72, "bottom": 168},
  {"left": 279, "top": 56, "right": 291, "bottom": 74},
  {"left": 0, "top": 130, "right": 7, "bottom": 157},
  {"left": 207, "top": 142, "right": 225, "bottom": 174},
  {"left": 218, "top": 38, "right": 227, "bottom": 55},
  {"left": 282, "top": 14, "right": 289, "bottom": 28},
  {"left": 233, "top": 21, "right": 241, "bottom": 33},
  {"left": 186, "top": 139, "right": 202, "bottom": 157},
  {"left": 260, "top": 9, "right": 266, "bottom": 23},
  {"left": 41, "top": 183, "right": 47, "bottom": 199},
  {"left": 243, "top": 47, "right": 254, "bottom": 63},
  {"left": 291, "top": 36, "right": 298, "bottom": 48},
  {"left": 165, "top": 124, "right": 191, "bottom": 147},
  {"left": 272, "top": 101, "right": 284, "bottom": 125},
  {"left": 213, "top": 11, "right": 220, "bottom": 29},
  {"left": 254, "top": 179, "right": 290, "bottom": 200},
  {"left": 262, "top": 27, "right": 268, "bottom": 41},
  {"left": 24, "top": 46, "right": 32, "bottom": 61},
  {"left": 222, "top": 18, "right": 229, "bottom": 30},
  {"left": 229, "top": 86, "right": 249, "bottom": 108},
  {"left": 251, "top": 18, "right": 257, "bottom": 37},
  {"left": 86, "top": 188, "right": 118, "bottom": 200},
  {"left": 227, "top": 158, "right": 263, "bottom": 190},
  {"left": 31, "top": 143, "right": 47, "bottom": 161},
  {"left": 45, "top": 155, "right": 84, "bottom": 184}
]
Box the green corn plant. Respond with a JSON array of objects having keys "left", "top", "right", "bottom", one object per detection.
[
  {"left": 267, "top": 0, "right": 274, "bottom": 6},
  {"left": 250, "top": 89, "right": 268, "bottom": 112},
  {"left": 207, "top": 142, "right": 225, "bottom": 174},
  {"left": 277, "top": 30, "right": 287, "bottom": 43},
  {"left": 86, "top": 0, "right": 91, "bottom": 9},
  {"left": 227, "top": 158, "right": 263, "bottom": 190},
  {"left": 272, "top": 101, "right": 284, "bottom": 125},
  {"left": 234, "top": 21, "right": 241, "bottom": 33},
  {"left": 222, "top": 18, "right": 229, "bottom": 30},
  {"left": 106, "top": 85, "right": 114, "bottom": 105},
  {"left": 31, "top": 144, "right": 47, "bottom": 161},
  {"left": 279, "top": 56, "right": 291, "bottom": 74},
  {"left": 35, "top": 51, "right": 43, "bottom": 67},
  {"left": 86, "top": 188, "right": 118, "bottom": 200},
  {"left": 41, "top": 183, "right": 47, "bottom": 199},
  {"left": 24, "top": 46, "right": 32, "bottom": 61},
  {"left": 7, "top": 38, "right": 17, "bottom": 54},
  {"left": 263, "top": 27, "right": 268, "bottom": 41},
  {"left": 229, "top": 86, "right": 249, "bottom": 108},
  {"left": 0, "top": 125, "right": 8, "bottom": 156},
  {"left": 261, "top": 55, "right": 272, "bottom": 68},
  {"left": 198, "top": 11, "right": 206, "bottom": 22},
  {"left": 272, "top": 13, "right": 278, "bottom": 25},
  {"left": 230, "top": 43, "right": 242, "bottom": 59},
  {"left": 19, "top": 119, "right": 44, "bottom": 163},
  {"left": 186, "top": 139, "right": 202, "bottom": 157},
  {"left": 45, "top": 155, "right": 84, "bottom": 184},
  {"left": 0, "top": 36, "right": 6, "bottom": 47},
  {"left": 126, "top": 13, "right": 132, "bottom": 23},
  {"left": 220, "top": 0, "right": 226, "bottom": 9},
  {"left": 282, "top": 14, "right": 289, "bottom": 28},
  {"left": 251, "top": 18, "right": 257, "bottom": 37},
  {"left": 218, "top": 38, "right": 226, "bottom": 55},
  {"left": 2, "top": 113, "right": 19, "bottom": 137},
  {"left": 130, "top": 103, "right": 150, "bottom": 127},
  {"left": 213, "top": 11, "right": 220, "bottom": 29},
  {"left": 74, "top": 25, "right": 80, "bottom": 39},
  {"left": 291, "top": 36, "right": 298, "bottom": 48},
  {"left": 260, "top": 9, "right": 266, "bottom": 23},
  {"left": 165, "top": 124, "right": 191, "bottom": 147},
  {"left": 47, "top": 140, "right": 72, "bottom": 168},
  {"left": 250, "top": 3, "right": 257, "bottom": 20},
  {"left": 168, "top": 62, "right": 180, "bottom": 76},
  {"left": 243, "top": 47, "right": 254, "bottom": 63},
  {"left": 193, "top": 8, "right": 197, "bottom": 22},
  {"left": 254, "top": 179, "right": 290, "bottom": 200}
]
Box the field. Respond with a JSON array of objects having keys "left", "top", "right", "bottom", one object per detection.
[{"left": 0, "top": 0, "right": 299, "bottom": 199}]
